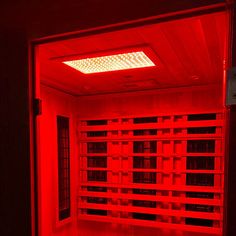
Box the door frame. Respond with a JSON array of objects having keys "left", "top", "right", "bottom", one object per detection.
[{"left": 29, "top": 3, "right": 231, "bottom": 236}]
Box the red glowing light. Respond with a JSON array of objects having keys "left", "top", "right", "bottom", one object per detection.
[{"left": 63, "top": 51, "right": 155, "bottom": 74}]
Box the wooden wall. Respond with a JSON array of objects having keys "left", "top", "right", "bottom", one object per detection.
[{"left": 39, "top": 83, "right": 223, "bottom": 236}]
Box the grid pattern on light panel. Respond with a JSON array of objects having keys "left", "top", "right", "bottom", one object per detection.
[{"left": 63, "top": 51, "right": 155, "bottom": 74}]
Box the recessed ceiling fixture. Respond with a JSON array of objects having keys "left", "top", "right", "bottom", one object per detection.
[{"left": 63, "top": 51, "right": 155, "bottom": 74}]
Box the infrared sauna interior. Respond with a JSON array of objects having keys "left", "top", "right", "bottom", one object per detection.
[{"left": 36, "top": 11, "right": 227, "bottom": 236}]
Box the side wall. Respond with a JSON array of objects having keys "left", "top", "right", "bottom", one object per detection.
[
  {"left": 225, "top": 3, "right": 236, "bottom": 236},
  {"left": 39, "top": 85, "right": 77, "bottom": 236}
]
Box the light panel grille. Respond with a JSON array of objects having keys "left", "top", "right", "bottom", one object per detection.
[{"left": 63, "top": 51, "right": 155, "bottom": 74}]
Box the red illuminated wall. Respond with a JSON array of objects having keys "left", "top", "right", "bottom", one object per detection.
[
  {"left": 39, "top": 83, "right": 224, "bottom": 236},
  {"left": 39, "top": 85, "right": 77, "bottom": 236},
  {"left": 76, "top": 85, "right": 223, "bottom": 119}
]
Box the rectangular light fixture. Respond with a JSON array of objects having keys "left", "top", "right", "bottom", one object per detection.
[{"left": 63, "top": 51, "right": 155, "bottom": 74}]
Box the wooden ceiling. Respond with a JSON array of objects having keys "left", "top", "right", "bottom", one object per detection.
[{"left": 38, "top": 11, "right": 227, "bottom": 96}]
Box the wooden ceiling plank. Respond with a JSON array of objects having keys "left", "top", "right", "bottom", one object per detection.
[
  {"left": 159, "top": 21, "right": 201, "bottom": 85},
  {"left": 200, "top": 14, "right": 224, "bottom": 81},
  {"left": 39, "top": 12, "right": 226, "bottom": 95}
]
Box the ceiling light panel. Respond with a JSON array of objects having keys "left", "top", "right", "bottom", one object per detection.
[{"left": 63, "top": 51, "right": 155, "bottom": 74}]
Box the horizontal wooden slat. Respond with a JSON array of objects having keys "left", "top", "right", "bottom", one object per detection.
[
  {"left": 78, "top": 203, "right": 222, "bottom": 220},
  {"left": 78, "top": 109, "right": 224, "bottom": 121},
  {"left": 79, "top": 134, "right": 222, "bottom": 142},
  {"left": 80, "top": 182, "right": 223, "bottom": 193},
  {"left": 78, "top": 191, "right": 223, "bottom": 206},
  {"left": 80, "top": 152, "right": 223, "bottom": 157},
  {"left": 80, "top": 167, "right": 223, "bottom": 174},
  {"left": 79, "top": 120, "right": 223, "bottom": 132}
]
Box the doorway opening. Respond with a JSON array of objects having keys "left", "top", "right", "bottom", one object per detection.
[{"left": 34, "top": 10, "right": 228, "bottom": 236}]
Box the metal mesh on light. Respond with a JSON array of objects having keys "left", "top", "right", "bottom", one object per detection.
[{"left": 63, "top": 51, "right": 155, "bottom": 74}]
